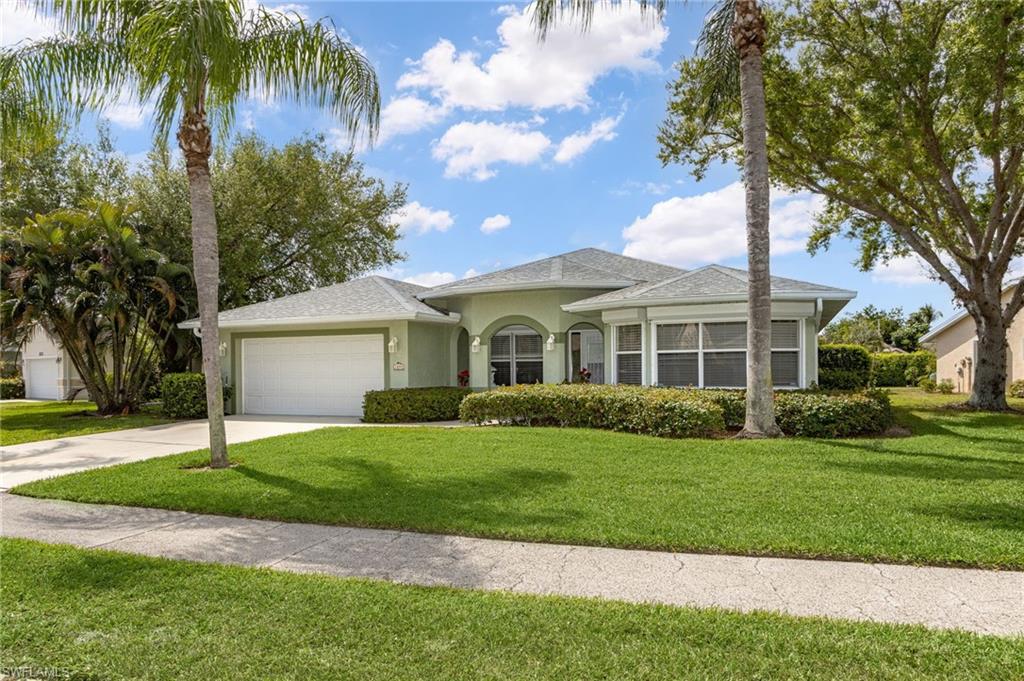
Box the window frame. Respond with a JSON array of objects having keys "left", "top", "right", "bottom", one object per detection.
[
  {"left": 650, "top": 318, "right": 805, "bottom": 390},
  {"left": 489, "top": 326, "right": 543, "bottom": 387},
  {"left": 611, "top": 322, "right": 646, "bottom": 386}
]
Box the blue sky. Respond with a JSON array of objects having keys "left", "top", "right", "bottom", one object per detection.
[{"left": 2, "top": 1, "right": 971, "bottom": 321}]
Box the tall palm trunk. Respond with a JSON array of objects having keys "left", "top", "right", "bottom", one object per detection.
[
  {"left": 734, "top": 0, "right": 780, "bottom": 438},
  {"left": 178, "top": 104, "right": 229, "bottom": 468}
]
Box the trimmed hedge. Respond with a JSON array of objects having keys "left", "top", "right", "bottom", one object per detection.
[
  {"left": 1010, "top": 380, "right": 1024, "bottom": 399},
  {"left": 818, "top": 344, "right": 872, "bottom": 389},
  {"left": 460, "top": 384, "right": 893, "bottom": 439},
  {"left": 161, "top": 372, "right": 232, "bottom": 418},
  {"left": 774, "top": 389, "right": 893, "bottom": 438},
  {"left": 871, "top": 351, "right": 936, "bottom": 387},
  {"left": 363, "top": 387, "right": 471, "bottom": 423},
  {"left": 0, "top": 376, "right": 25, "bottom": 399},
  {"left": 460, "top": 384, "right": 726, "bottom": 438}
]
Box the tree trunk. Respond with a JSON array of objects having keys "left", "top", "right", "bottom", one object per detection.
[
  {"left": 733, "top": 0, "right": 781, "bottom": 438},
  {"left": 968, "top": 307, "right": 1010, "bottom": 411},
  {"left": 178, "top": 107, "right": 229, "bottom": 468}
]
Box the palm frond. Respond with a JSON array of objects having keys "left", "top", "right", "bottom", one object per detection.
[
  {"left": 693, "top": 0, "right": 740, "bottom": 131},
  {"left": 239, "top": 7, "right": 380, "bottom": 145},
  {"left": 531, "top": 0, "right": 667, "bottom": 40}
]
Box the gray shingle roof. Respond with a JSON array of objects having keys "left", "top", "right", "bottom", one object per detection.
[
  {"left": 417, "top": 248, "right": 684, "bottom": 300},
  {"left": 180, "top": 276, "right": 457, "bottom": 328},
  {"left": 563, "top": 265, "right": 856, "bottom": 311}
]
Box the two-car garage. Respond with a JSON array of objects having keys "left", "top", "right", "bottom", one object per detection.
[{"left": 239, "top": 334, "right": 385, "bottom": 417}]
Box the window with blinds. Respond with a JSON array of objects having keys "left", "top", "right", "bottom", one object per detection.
[
  {"left": 653, "top": 319, "right": 802, "bottom": 389},
  {"left": 770, "top": 320, "right": 800, "bottom": 387},
  {"left": 615, "top": 324, "right": 643, "bottom": 385},
  {"left": 490, "top": 327, "right": 542, "bottom": 387}
]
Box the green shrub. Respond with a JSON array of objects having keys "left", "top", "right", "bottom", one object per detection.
[
  {"left": 937, "top": 379, "right": 955, "bottom": 394},
  {"left": 363, "top": 387, "right": 471, "bottom": 423},
  {"left": 1010, "top": 380, "right": 1024, "bottom": 399},
  {"left": 459, "top": 384, "right": 726, "bottom": 438},
  {"left": 161, "top": 373, "right": 231, "bottom": 418},
  {"left": 818, "top": 344, "right": 871, "bottom": 389},
  {"left": 0, "top": 361, "right": 20, "bottom": 378},
  {"left": 917, "top": 376, "right": 937, "bottom": 393},
  {"left": 701, "top": 390, "right": 747, "bottom": 429},
  {"left": 870, "top": 351, "right": 936, "bottom": 386},
  {"left": 0, "top": 376, "right": 25, "bottom": 399},
  {"left": 774, "top": 389, "right": 893, "bottom": 438}
]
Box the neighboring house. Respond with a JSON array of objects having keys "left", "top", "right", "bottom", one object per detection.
[
  {"left": 181, "top": 248, "right": 855, "bottom": 417},
  {"left": 919, "top": 280, "right": 1022, "bottom": 393},
  {"left": 19, "top": 326, "right": 85, "bottom": 400}
]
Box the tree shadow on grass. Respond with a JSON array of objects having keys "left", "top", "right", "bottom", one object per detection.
[
  {"left": 826, "top": 456, "right": 1022, "bottom": 482},
  {"left": 892, "top": 408, "right": 1024, "bottom": 449},
  {"left": 234, "top": 457, "right": 580, "bottom": 532},
  {"left": 914, "top": 502, "right": 1024, "bottom": 533}
]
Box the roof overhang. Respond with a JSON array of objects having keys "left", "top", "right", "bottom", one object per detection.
[
  {"left": 417, "top": 280, "right": 636, "bottom": 301},
  {"left": 179, "top": 310, "right": 461, "bottom": 330},
  {"left": 561, "top": 290, "right": 857, "bottom": 313}
]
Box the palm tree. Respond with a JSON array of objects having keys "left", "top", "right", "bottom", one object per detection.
[
  {"left": 533, "top": 0, "right": 780, "bottom": 437},
  {"left": 11, "top": 0, "right": 380, "bottom": 466}
]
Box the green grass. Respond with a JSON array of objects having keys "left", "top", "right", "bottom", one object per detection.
[
  {"left": 13, "top": 390, "right": 1024, "bottom": 568},
  {"left": 0, "top": 401, "right": 173, "bottom": 446},
  {"left": 2, "top": 538, "right": 1020, "bottom": 680}
]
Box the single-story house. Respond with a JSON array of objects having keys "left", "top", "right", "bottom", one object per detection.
[
  {"left": 920, "top": 280, "right": 1022, "bottom": 393},
  {"left": 19, "top": 326, "right": 86, "bottom": 400},
  {"left": 181, "top": 248, "right": 855, "bottom": 417}
]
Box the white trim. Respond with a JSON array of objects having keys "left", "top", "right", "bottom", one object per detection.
[
  {"left": 919, "top": 279, "right": 1020, "bottom": 343},
  {"left": 180, "top": 310, "right": 460, "bottom": 330},
  {"left": 562, "top": 291, "right": 856, "bottom": 313},
  {"left": 611, "top": 322, "right": 645, "bottom": 386}
]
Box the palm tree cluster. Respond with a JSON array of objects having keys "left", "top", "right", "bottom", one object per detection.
[{"left": 1, "top": 202, "right": 191, "bottom": 414}]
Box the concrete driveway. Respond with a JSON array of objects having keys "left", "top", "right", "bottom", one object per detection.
[{"left": 0, "top": 415, "right": 361, "bottom": 490}]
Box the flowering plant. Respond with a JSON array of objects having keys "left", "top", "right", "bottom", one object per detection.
[{"left": 457, "top": 369, "right": 470, "bottom": 387}]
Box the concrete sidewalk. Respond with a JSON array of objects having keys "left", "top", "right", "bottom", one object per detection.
[
  {"left": 2, "top": 493, "right": 1020, "bottom": 637},
  {"left": 0, "top": 416, "right": 461, "bottom": 489}
]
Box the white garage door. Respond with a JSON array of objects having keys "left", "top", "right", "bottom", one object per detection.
[
  {"left": 26, "top": 357, "right": 60, "bottom": 400},
  {"left": 241, "top": 335, "right": 385, "bottom": 416}
]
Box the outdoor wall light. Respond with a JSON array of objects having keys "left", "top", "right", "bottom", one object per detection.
[
  {"left": 218, "top": 342, "right": 227, "bottom": 357},
  {"left": 388, "top": 336, "right": 399, "bottom": 353},
  {"left": 471, "top": 336, "right": 481, "bottom": 353},
  {"left": 545, "top": 334, "right": 555, "bottom": 351}
]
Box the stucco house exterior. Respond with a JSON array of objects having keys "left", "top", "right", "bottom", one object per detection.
[
  {"left": 180, "top": 248, "right": 856, "bottom": 417},
  {"left": 919, "top": 280, "right": 1022, "bottom": 393}
]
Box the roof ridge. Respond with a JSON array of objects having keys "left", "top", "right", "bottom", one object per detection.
[
  {"left": 708, "top": 264, "right": 749, "bottom": 283},
  {"left": 613, "top": 266, "right": 711, "bottom": 298},
  {"left": 562, "top": 249, "right": 650, "bottom": 281},
  {"left": 372, "top": 276, "right": 420, "bottom": 313}
]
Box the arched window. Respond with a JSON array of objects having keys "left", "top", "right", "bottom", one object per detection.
[{"left": 490, "top": 325, "right": 543, "bottom": 386}]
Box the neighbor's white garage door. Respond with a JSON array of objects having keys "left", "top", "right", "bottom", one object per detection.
[
  {"left": 241, "top": 335, "right": 385, "bottom": 416},
  {"left": 25, "top": 357, "right": 60, "bottom": 400}
]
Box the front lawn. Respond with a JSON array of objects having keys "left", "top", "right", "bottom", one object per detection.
[
  {"left": 2, "top": 539, "right": 1019, "bottom": 680},
  {"left": 0, "top": 401, "right": 174, "bottom": 446},
  {"left": 15, "top": 390, "right": 1023, "bottom": 568}
]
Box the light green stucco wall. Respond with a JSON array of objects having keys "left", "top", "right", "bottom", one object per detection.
[
  {"left": 407, "top": 321, "right": 451, "bottom": 387},
  {"left": 433, "top": 288, "right": 608, "bottom": 389}
]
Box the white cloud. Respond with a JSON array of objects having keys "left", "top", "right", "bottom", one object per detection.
[
  {"left": 393, "top": 201, "right": 455, "bottom": 235},
  {"left": 480, "top": 214, "right": 512, "bottom": 234},
  {"left": 0, "top": 3, "right": 58, "bottom": 47},
  {"left": 433, "top": 120, "right": 551, "bottom": 180},
  {"left": 403, "top": 271, "right": 457, "bottom": 287},
  {"left": 871, "top": 256, "right": 936, "bottom": 286},
  {"left": 102, "top": 98, "right": 152, "bottom": 129},
  {"left": 379, "top": 96, "right": 451, "bottom": 143},
  {"left": 622, "top": 182, "right": 825, "bottom": 267},
  {"left": 553, "top": 115, "right": 622, "bottom": 164},
  {"left": 388, "top": 4, "right": 664, "bottom": 137}
]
